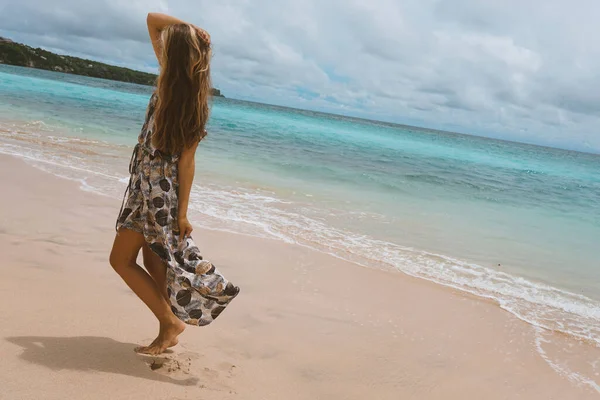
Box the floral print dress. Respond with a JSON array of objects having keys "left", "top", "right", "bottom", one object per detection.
[{"left": 116, "top": 93, "right": 239, "bottom": 326}]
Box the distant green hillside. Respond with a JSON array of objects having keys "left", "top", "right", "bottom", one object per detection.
[{"left": 0, "top": 37, "right": 223, "bottom": 96}]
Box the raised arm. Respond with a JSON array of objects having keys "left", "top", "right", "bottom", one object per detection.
[{"left": 146, "top": 13, "right": 187, "bottom": 62}]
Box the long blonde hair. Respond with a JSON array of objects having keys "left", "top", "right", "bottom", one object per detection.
[{"left": 152, "top": 23, "right": 212, "bottom": 155}]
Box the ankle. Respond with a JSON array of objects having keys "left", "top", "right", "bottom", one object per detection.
[{"left": 160, "top": 314, "right": 182, "bottom": 327}]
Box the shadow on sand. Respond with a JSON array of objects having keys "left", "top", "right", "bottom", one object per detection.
[{"left": 5, "top": 335, "right": 198, "bottom": 386}]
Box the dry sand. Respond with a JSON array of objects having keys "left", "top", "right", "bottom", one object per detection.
[{"left": 0, "top": 154, "right": 596, "bottom": 400}]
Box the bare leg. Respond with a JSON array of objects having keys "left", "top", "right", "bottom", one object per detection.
[
  {"left": 141, "top": 242, "right": 179, "bottom": 348},
  {"left": 142, "top": 242, "right": 169, "bottom": 302},
  {"left": 110, "top": 228, "right": 185, "bottom": 355}
]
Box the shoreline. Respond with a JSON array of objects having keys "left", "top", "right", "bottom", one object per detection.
[
  {"left": 2, "top": 122, "right": 599, "bottom": 351},
  {"left": 1, "top": 152, "right": 598, "bottom": 399}
]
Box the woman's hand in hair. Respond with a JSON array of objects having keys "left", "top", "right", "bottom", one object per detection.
[{"left": 194, "top": 26, "right": 211, "bottom": 47}]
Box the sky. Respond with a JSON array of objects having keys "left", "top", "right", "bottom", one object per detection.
[{"left": 1, "top": 0, "right": 599, "bottom": 152}]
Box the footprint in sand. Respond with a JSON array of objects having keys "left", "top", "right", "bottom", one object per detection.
[
  {"left": 140, "top": 349, "right": 239, "bottom": 393},
  {"left": 138, "top": 351, "right": 197, "bottom": 379},
  {"left": 217, "top": 361, "right": 239, "bottom": 378}
]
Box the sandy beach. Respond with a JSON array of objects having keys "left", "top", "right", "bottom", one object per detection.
[{"left": 0, "top": 153, "right": 596, "bottom": 400}]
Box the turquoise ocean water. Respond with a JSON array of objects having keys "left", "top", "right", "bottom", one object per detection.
[{"left": 1, "top": 64, "right": 599, "bottom": 389}]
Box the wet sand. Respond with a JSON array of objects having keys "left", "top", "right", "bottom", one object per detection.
[{"left": 0, "top": 154, "right": 596, "bottom": 399}]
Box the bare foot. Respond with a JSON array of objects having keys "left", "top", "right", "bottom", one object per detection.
[{"left": 135, "top": 318, "right": 186, "bottom": 355}]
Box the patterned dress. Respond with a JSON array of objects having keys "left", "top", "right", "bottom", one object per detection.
[{"left": 116, "top": 93, "right": 239, "bottom": 326}]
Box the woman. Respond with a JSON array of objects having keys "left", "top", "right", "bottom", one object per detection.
[{"left": 110, "top": 13, "right": 239, "bottom": 355}]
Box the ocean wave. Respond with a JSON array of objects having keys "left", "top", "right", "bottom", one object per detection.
[
  {"left": 2, "top": 136, "right": 599, "bottom": 347},
  {"left": 184, "top": 183, "right": 600, "bottom": 348},
  {"left": 1, "top": 135, "right": 598, "bottom": 390}
]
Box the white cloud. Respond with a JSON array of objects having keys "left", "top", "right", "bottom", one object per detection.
[{"left": 1, "top": 0, "right": 599, "bottom": 152}]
